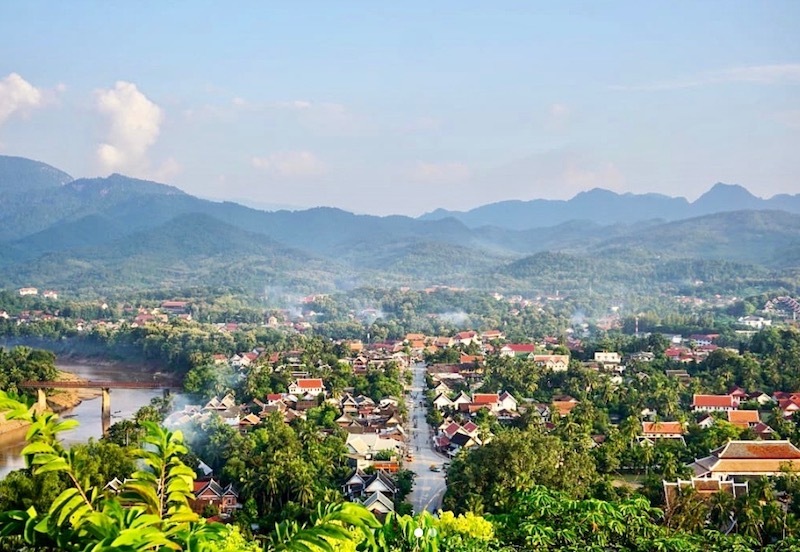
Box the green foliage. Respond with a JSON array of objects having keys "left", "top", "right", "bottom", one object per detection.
[
  {"left": 444, "top": 426, "right": 599, "bottom": 513},
  {"left": 267, "top": 501, "right": 379, "bottom": 552},
  {"left": 0, "top": 346, "right": 58, "bottom": 395}
]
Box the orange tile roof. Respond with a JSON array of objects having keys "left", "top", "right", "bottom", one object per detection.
[
  {"left": 297, "top": 378, "right": 323, "bottom": 389},
  {"left": 642, "top": 421, "right": 684, "bottom": 435},
  {"left": 553, "top": 401, "right": 579, "bottom": 416},
  {"left": 727, "top": 410, "right": 760, "bottom": 425},
  {"left": 716, "top": 440, "right": 800, "bottom": 460},
  {"left": 693, "top": 394, "right": 737, "bottom": 408},
  {"left": 472, "top": 393, "right": 498, "bottom": 404}
]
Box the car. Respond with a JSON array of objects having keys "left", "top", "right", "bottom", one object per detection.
[{"left": 429, "top": 464, "right": 440, "bottom": 472}]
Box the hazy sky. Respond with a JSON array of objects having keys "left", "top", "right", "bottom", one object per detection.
[{"left": 1, "top": 1, "right": 798, "bottom": 215}]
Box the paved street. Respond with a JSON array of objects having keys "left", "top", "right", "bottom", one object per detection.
[{"left": 405, "top": 361, "right": 447, "bottom": 514}]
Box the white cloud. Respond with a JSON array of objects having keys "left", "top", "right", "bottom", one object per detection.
[
  {"left": 251, "top": 151, "right": 326, "bottom": 178},
  {"left": 410, "top": 161, "right": 471, "bottom": 184},
  {"left": 613, "top": 63, "right": 800, "bottom": 91},
  {"left": 0, "top": 73, "right": 43, "bottom": 125},
  {"left": 95, "top": 81, "right": 163, "bottom": 174}
]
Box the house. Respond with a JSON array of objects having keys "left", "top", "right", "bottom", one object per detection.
[
  {"left": 748, "top": 392, "right": 773, "bottom": 406},
  {"left": 18, "top": 287, "right": 38, "bottom": 296},
  {"left": 472, "top": 393, "right": 499, "bottom": 408},
  {"left": 594, "top": 352, "right": 621, "bottom": 365},
  {"left": 160, "top": 300, "right": 189, "bottom": 313},
  {"left": 342, "top": 469, "right": 396, "bottom": 500},
  {"left": 204, "top": 394, "right": 237, "bottom": 411},
  {"left": 452, "top": 391, "right": 472, "bottom": 408},
  {"left": 640, "top": 421, "right": 685, "bottom": 443},
  {"left": 778, "top": 397, "right": 800, "bottom": 418},
  {"left": 191, "top": 479, "right": 241, "bottom": 517},
  {"left": 727, "top": 410, "right": 760, "bottom": 429},
  {"left": 552, "top": 399, "right": 579, "bottom": 417},
  {"left": 454, "top": 331, "right": 480, "bottom": 346},
  {"left": 697, "top": 414, "right": 716, "bottom": 429},
  {"left": 737, "top": 316, "right": 771, "bottom": 329},
  {"left": 727, "top": 387, "right": 748, "bottom": 401},
  {"left": 498, "top": 391, "right": 518, "bottom": 412},
  {"left": 432, "top": 381, "right": 451, "bottom": 396},
  {"left": 481, "top": 329, "right": 505, "bottom": 342},
  {"left": 43, "top": 290, "right": 58, "bottom": 300},
  {"left": 664, "top": 478, "right": 748, "bottom": 511},
  {"left": 432, "top": 393, "right": 454, "bottom": 410},
  {"left": 532, "top": 354, "right": 569, "bottom": 372},
  {"left": 692, "top": 394, "right": 739, "bottom": 412},
  {"left": 500, "top": 344, "right": 535, "bottom": 358},
  {"left": 666, "top": 369, "right": 691, "bottom": 382},
  {"left": 288, "top": 378, "right": 325, "bottom": 397},
  {"left": 691, "top": 440, "right": 800, "bottom": 478},
  {"left": 360, "top": 491, "right": 395, "bottom": 518},
  {"left": 345, "top": 434, "right": 403, "bottom": 468}
]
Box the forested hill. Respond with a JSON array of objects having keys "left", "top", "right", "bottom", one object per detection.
[
  {"left": 0, "top": 155, "right": 73, "bottom": 194},
  {"left": 420, "top": 183, "right": 800, "bottom": 230},
  {"left": 1, "top": 155, "right": 799, "bottom": 296}
]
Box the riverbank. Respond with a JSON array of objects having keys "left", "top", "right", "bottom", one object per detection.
[
  {"left": 0, "top": 370, "right": 97, "bottom": 435},
  {"left": 0, "top": 356, "right": 169, "bottom": 433}
]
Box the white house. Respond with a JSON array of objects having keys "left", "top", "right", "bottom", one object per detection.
[{"left": 288, "top": 378, "right": 325, "bottom": 397}]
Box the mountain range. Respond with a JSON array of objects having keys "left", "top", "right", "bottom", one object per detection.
[
  {"left": 420, "top": 184, "right": 800, "bottom": 230},
  {"left": 0, "top": 154, "right": 798, "bottom": 297}
]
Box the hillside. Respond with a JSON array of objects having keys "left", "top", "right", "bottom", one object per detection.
[
  {"left": 0, "top": 155, "right": 798, "bottom": 297},
  {"left": 0, "top": 213, "right": 345, "bottom": 295},
  {"left": 594, "top": 210, "right": 800, "bottom": 267},
  {"left": 0, "top": 155, "right": 73, "bottom": 194}
]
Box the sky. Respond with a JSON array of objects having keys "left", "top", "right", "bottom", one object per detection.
[{"left": 0, "top": 1, "right": 798, "bottom": 216}]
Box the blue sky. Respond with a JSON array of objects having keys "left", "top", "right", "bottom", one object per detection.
[{"left": 1, "top": 1, "right": 798, "bottom": 215}]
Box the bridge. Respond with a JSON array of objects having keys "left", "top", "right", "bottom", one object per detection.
[{"left": 19, "top": 380, "right": 181, "bottom": 433}]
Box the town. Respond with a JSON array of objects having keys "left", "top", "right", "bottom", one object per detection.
[{"left": 3, "top": 284, "right": 800, "bottom": 549}]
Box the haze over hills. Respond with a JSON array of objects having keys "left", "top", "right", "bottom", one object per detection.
[{"left": 0, "top": 154, "right": 798, "bottom": 296}]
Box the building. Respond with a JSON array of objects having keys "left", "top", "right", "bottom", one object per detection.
[
  {"left": 594, "top": 351, "right": 621, "bottom": 365},
  {"left": 737, "top": 316, "right": 772, "bottom": 329},
  {"left": 532, "top": 354, "right": 569, "bottom": 372},
  {"left": 727, "top": 410, "right": 761, "bottom": 429},
  {"left": 663, "top": 478, "right": 748, "bottom": 511},
  {"left": 191, "top": 479, "right": 241, "bottom": 517},
  {"left": 692, "top": 394, "right": 739, "bottom": 412},
  {"left": 640, "top": 421, "right": 685, "bottom": 443},
  {"left": 288, "top": 378, "right": 325, "bottom": 397},
  {"left": 18, "top": 287, "right": 38, "bottom": 296},
  {"left": 690, "top": 440, "right": 800, "bottom": 479}
]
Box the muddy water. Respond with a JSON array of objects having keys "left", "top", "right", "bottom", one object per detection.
[{"left": 0, "top": 361, "right": 177, "bottom": 479}]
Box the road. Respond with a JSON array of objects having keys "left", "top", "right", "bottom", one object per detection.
[{"left": 405, "top": 361, "right": 448, "bottom": 514}]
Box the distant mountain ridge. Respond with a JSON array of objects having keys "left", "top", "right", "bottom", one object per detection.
[
  {"left": 0, "top": 154, "right": 798, "bottom": 295},
  {"left": 419, "top": 183, "right": 800, "bottom": 230}
]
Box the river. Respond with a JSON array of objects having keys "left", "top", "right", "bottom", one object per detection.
[{"left": 0, "top": 361, "right": 178, "bottom": 479}]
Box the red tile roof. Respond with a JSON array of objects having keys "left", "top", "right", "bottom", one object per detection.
[
  {"left": 693, "top": 394, "right": 737, "bottom": 408},
  {"left": 297, "top": 378, "right": 323, "bottom": 389},
  {"left": 472, "top": 393, "right": 498, "bottom": 404},
  {"left": 506, "top": 344, "right": 535, "bottom": 353},
  {"left": 642, "top": 421, "right": 684, "bottom": 435}
]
